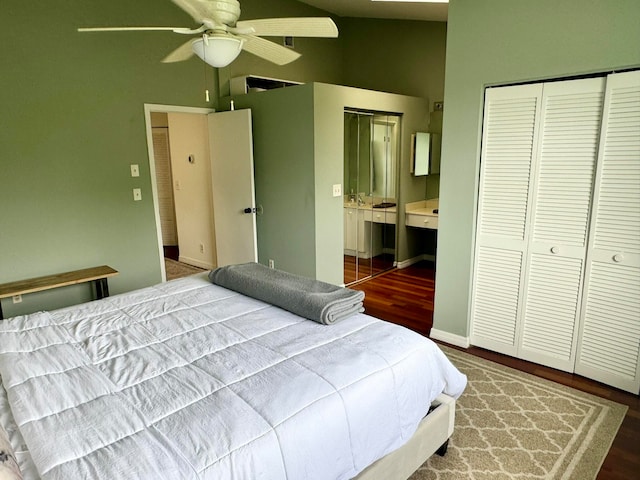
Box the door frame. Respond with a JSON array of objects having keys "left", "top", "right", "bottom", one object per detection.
[{"left": 143, "top": 104, "right": 215, "bottom": 281}]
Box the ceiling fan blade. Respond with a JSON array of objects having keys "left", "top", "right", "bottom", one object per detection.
[
  {"left": 235, "top": 17, "right": 338, "bottom": 38},
  {"left": 78, "top": 26, "right": 203, "bottom": 34},
  {"left": 162, "top": 39, "right": 196, "bottom": 63},
  {"left": 240, "top": 35, "right": 301, "bottom": 66}
]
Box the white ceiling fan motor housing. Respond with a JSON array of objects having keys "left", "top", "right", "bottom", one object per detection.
[{"left": 204, "top": 0, "right": 241, "bottom": 26}]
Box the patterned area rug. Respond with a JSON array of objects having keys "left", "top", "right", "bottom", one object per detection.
[
  {"left": 410, "top": 346, "right": 627, "bottom": 480},
  {"left": 164, "top": 258, "right": 206, "bottom": 280}
]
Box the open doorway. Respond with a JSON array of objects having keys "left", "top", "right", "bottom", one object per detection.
[
  {"left": 149, "top": 112, "right": 179, "bottom": 261},
  {"left": 144, "top": 104, "right": 216, "bottom": 281},
  {"left": 144, "top": 105, "right": 259, "bottom": 282}
]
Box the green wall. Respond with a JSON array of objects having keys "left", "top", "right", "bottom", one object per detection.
[
  {"left": 223, "top": 83, "right": 429, "bottom": 285},
  {"left": 434, "top": 0, "right": 640, "bottom": 339},
  {"left": 0, "top": 0, "right": 220, "bottom": 316},
  {"left": 312, "top": 84, "right": 430, "bottom": 284},
  {"left": 221, "top": 85, "right": 318, "bottom": 279},
  {"left": 340, "top": 18, "right": 447, "bottom": 102},
  {"left": 0, "top": 0, "right": 449, "bottom": 317},
  {"left": 340, "top": 17, "right": 447, "bottom": 206}
]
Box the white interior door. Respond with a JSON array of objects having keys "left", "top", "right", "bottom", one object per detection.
[
  {"left": 152, "top": 127, "right": 178, "bottom": 246},
  {"left": 208, "top": 109, "right": 258, "bottom": 267}
]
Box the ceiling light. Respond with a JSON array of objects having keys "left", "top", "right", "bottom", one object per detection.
[{"left": 192, "top": 35, "right": 243, "bottom": 68}]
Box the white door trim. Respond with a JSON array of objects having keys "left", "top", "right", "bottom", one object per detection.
[{"left": 143, "top": 104, "right": 215, "bottom": 281}]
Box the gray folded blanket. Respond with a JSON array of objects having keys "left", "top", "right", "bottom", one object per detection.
[{"left": 208, "top": 263, "right": 365, "bottom": 325}]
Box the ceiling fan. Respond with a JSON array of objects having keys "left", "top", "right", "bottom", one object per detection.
[{"left": 78, "top": 0, "right": 339, "bottom": 68}]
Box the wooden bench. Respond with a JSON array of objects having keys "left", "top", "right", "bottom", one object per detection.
[{"left": 0, "top": 266, "right": 119, "bottom": 320}]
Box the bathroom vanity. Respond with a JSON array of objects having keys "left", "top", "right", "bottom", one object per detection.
[{"left": 405, "top": 198, "right": 439, "bottom": 230}]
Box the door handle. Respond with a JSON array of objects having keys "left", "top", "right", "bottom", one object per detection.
[{"left": 243, "top": 207, "right": 256, "bottom": 214}]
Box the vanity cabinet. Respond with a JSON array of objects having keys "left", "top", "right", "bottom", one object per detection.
[
  {"left": 344, "top": 206, "right": 397, "bottom": 257},
  {"left": 406, "top": 214, "right": 438, "bottom": 229},
  {"left": 470, "top": 70, "right": 640, "bottom": 393},
  {"left": 344, "top": 207, "right": 369, "bottom": 257},
  {"left": 405, "top": 199, "right": 439, "bottom": 230},
  {"left": 405, "top": 213, "right": 438, "bottom": 230},
  {"left": 364, "top": 209, "right": 397, "bottom": 225}
]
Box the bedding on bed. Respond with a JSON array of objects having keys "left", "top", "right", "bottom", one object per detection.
[
  {"left": 0, "top": 418, "right": 22, "bottom": 480},
  {"left": 0, "top": 273, "right": 466, "bottom": 480}
]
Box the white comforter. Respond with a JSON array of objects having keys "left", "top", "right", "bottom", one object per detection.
[{"left": 0, "top": 274, "right": 466, "bottom": 480}]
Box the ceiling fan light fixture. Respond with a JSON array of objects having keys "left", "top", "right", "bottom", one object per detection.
[{"left": 192, "top": 35, "right": 243, "bottom": 68}]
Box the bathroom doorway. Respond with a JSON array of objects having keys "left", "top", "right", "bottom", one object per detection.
[{"left": 343, "top": 109, "right": 400, "bottom": 285}]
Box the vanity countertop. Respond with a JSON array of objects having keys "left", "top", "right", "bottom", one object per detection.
[
  {"left": 344, "top": 202, "right": 397, "bottom": 213},
  {"left": 405, "top": 198, "right": 438, "bottom": 216}
]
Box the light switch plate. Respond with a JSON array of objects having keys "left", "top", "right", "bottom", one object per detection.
[
  {"left": 332, "top": 184, "right": 342, "bottom": 197},
  {"left": 130, "top": 164, "right": 140, "bottom": 177},
  {"left": 133, "top": 188, "right": 142, "bottom": 201}
]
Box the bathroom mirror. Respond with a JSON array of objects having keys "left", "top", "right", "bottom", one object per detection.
[
  {"left": 412, "top": 132, "right": 441, "bottom": 176},
  {"left": 343, "top": 110, "right": 400, "bottom": 285},
  {"left": 344, "top": 112, "right": 399, "bottom": 200},
  {"left": 412, "top": 132, "right": 431, "bottom": 176}
]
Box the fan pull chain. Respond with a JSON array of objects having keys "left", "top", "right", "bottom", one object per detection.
[{"left": 202, "top": 33, "right": 210, "bottom": 103}]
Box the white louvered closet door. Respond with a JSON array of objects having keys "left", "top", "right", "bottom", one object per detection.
[
  {"left": 575, "top": 70, "right": 640, "bottom": 393},
  {"left": 152, "top": 128, "right": 179, "bottom": 246},
  {"left": 519, "top": 78, "right": 605, "bottom": 371},
  {"left": 470, "top": 84, "right": 542, "bottom": 356}
]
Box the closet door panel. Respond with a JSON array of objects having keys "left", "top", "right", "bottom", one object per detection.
[
  {"left": 471, "top": 84, "right": 542, "bottom": 353},
  {"left": 519, "top": 78, "right": 605, "bottom": 370},
  {"left": 578, "top": 262, "right": 640, "bottom": 393},
  {"left": 530, "top": 78, "right": 605, "bottom": 251},
  {"left": 471, "top": 246, "right": 523, "bottom": 354},
  {"left": 520, "top": 254, "right": 584, "bottom": 371},
  {"left": 576, "top": 70, "right": 640, "bottom": 393},
  {"left": 476, "top": 85, "right": 541, "bottom": 247}
]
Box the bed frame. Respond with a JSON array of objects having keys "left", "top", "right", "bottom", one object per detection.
[{"left": 354, "top": 394, "right": 455, "bottom": 480}]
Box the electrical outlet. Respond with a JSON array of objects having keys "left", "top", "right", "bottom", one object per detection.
[
  {"left": 130, "top": 164, "right": 139, "bottom": 177},
  {"left": 268, "top": 259, "right": 275, "bottom": 269},
  {"left": 133, "top": 188, "right": 142, "bottom": 201},
  {"left": 199, "top": 243, "right": 205, "bottom": 254},
  {"left": 332, "top": 184, "right": 342, "bottom": 197},
  {"left": 12, "top": 294, "right": 22, "bottom": 304}
]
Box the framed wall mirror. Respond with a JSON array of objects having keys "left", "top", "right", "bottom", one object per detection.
[
  {"left": 412, "top": 132, "right": 431, "bottom": 176},
  {"left": 411, "top": 132, "right": 441, "bottom": 176}
]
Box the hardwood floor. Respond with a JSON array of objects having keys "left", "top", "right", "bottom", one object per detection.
[
  {"left": 349, "top": 260, "right": 435, "bottom": 336},
  {"left": 349, "top": 261, "right": 640, "bottom": 480},
  {"left": 343, "top": 254, "right": 395, "bottom": 285}
]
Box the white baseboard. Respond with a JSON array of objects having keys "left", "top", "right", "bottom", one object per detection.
[
  {"left": 396, "top": 254, "right": 436, "bottom": 269},
  {"left": 429, "top": 328, "right": 470, "bottom": 349},
  {"left": 178, "top": 256, "right": 214, "bottom": 270}
]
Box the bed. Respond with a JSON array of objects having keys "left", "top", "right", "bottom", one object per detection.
[{"left": 0, "top": 271, "right": 466, "bottom": 480}]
